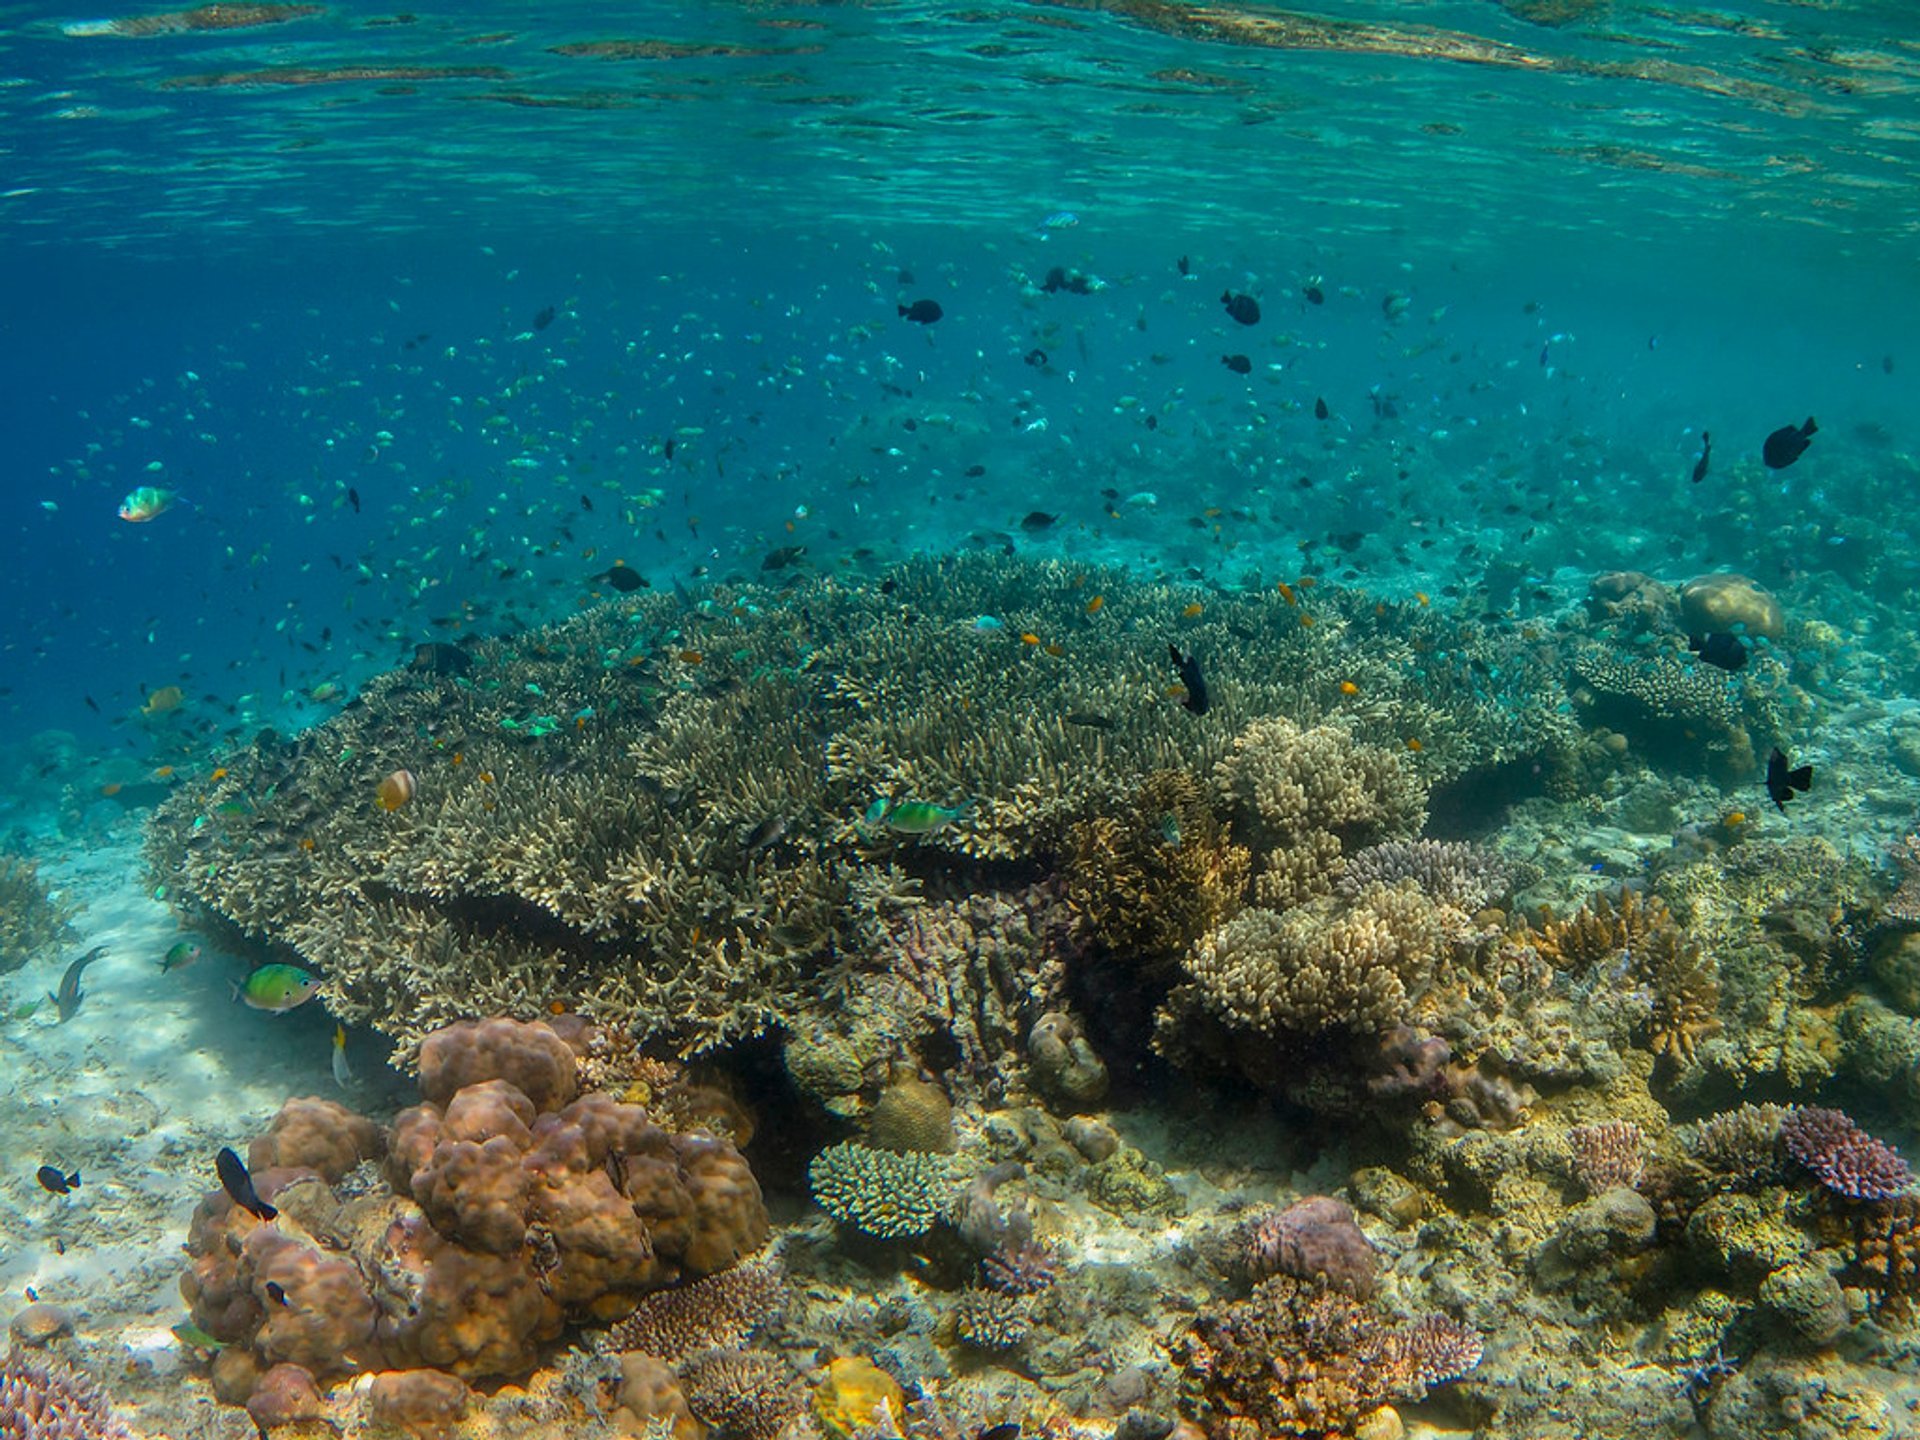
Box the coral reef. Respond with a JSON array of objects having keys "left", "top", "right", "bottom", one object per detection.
[
  {"left": 1336, "top": 838, "right": 1514, "bottom": 914},
  {"left": 144, "top": 556, "right": 1565, "bottom": 1058},
  {"left": 1566, "top": 1119, "right": 1646, "bottom": 1195},
  {"left": 1852, "top": 1194, "right": 1920, "bottom": 1317},
  {"left": 808, "top": 1142, "right": 953, "bottom": 1240},
  {"left": 1779, "top": 1106, "right": 1914, "bottom": 1201},
  {"left": 0, "top": 1353, "right": 131, "bottom": 1440},
  {"left": 180, "top": 1016, "right": 768, "bottom": 1407},
  {"left": 950, "top": 1288, "right": 1033, "bottom": 1352},
  {"left": 0, "top": 853, "right": 78, "bottom": 976},
  {"left": 679, "top": 1348, "right": 806, "bottom": 1440},
  {"left": 1174, "top": 1274, "right": 1480, "bottom": 1440},
  {"left": 1213, "top": 716, "right": 1426, "bottom": 908},
  {"left": 603, "top": 1262, "right": 789, "bottom": 1362},
  {"left": 1065, "top": 769, "right": 1249, "bottom": 960}
]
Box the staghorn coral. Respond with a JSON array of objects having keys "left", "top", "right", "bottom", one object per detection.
[
  {"left": 1780, "top": 1106, "right": 1915, "bottom": 1201},
  {"left": 1174, "top": 1274, "right": 1480, "bottom": 1440},
  {"left": 146, "top": 556, "right": 1566, "bottom": 1057},
  {"left": 679, "top": 1349, "right": 806, "bottom": 1440},
  {"left": 1566, "top": 1119, "right": 1646, "bottom": 1195},
  {"left": 1176, "top": 881, "right": 1459, "bottom": 1036},
  {"left": 1244, "top": 1197, "right": 1378, "bottom": 1299},
  {"left": 0, "top": 1352, "right": 131, "bottom": 1440},
  {"left": 1065, "top": 769, "right": 1249, "bottom": 959},
  {"left": 808, "top": 1142, "right": 952, "bottom": 1240},
  {"left": 0, "top": 854, "right": 78, "bottom": 976},
  {"left": 1336, "top": 838, "right": 1514, "bottom": 914},
  {"left": 604, "top": 1263, "right": 789, "bottom": 1362},
  {"left": 1523, "top": 888, "right": 1673, "bottom": 971},
  {"left": 1684, "top": 1103, "right": 1791, "bottom": 1186},
  {"left": 1213, "top": 716, "right": 1426, "bottom": 908}
]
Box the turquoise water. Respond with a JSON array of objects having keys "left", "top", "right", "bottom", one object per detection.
[{"left": 5, "top": 3, "right": 1920, "bottom": 1438}]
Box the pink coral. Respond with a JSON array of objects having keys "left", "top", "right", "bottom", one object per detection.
[
  {"left": 0, "top": 1353, "right": 131, "bottom": 1440},
  {"left": 1782, "top": 1106, "right": 1914, "bottom": 1202}
]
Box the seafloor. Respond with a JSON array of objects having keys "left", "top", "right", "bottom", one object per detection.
[{"left": 3, "top": 553, "right": 1920, "bottom": 1440}]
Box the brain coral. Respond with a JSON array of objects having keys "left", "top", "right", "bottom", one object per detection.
[{"left": 808, "top": 1141, "right": 952, "bottom": 1239}]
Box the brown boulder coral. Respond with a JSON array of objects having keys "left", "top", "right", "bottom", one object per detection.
[{"left": 180, "top": 1016, "right": 769, "bottom": 1404}]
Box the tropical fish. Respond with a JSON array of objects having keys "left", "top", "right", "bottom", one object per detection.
[
  {"left": 1167, "top": 644, "right": 1210, "bottom": 715},
  {"left": 171, "top": 1321, "right": 228, "bottom": 1351},
  {"left": 35, "top": 1165, "right": 79, "bottom": 1195},
  {"left": 232, "top": 964, "right": 319, "bottom": 1013},
  {"left": 1221, "top": 291, "right": 1260, "bottom": 326},
  {"left": 1020, "top": 511, "right": 1057, "bottom": 533},
  {"left": 869, "top": 799, "right": 971, "bottom": 835},
  {"left": 141, "top": 685, "right": 186, "bottom": 717},
  {"left": 1691, "top": 431, "right": 1712, "bottom": 484},
  {"left": 215, "top": 1146, "right": 277, "bottom": 1221},
  {"left": 331, "top": 1024, "right": 353, "bottom": 1089},
  {"left": 598, "top": 564, "right": 647, "bottom": 593},
  {"left": 1158, "top": 812, "right": 1182, "bottom": 848},
  {"left": 375, "top": 769, "right": 417, "bottom": 811},
  {"left": 1689, "top": 633, "right": 1747, "bottom": 673},
  {"left": 1762, "top": 417, "right": 1816, "bottom": 470},
  {"left": 160, "top": 941, "right": 202, "bottom": 973},
  {"left": 898, "top": 300, "right": 943, "bottom": 325},
  {"left": 1765, "top": 747, "right": 1812, "bottom": 813},
  {"left": 49, "top": 945, "right": 107, "bottom": 1023},
  {"left": 1302, "top": 283, "right": 1325, "bottom": 305},
  {"left": 117, "top": 485, "right": 178, "bottom": 522},
  {"left": 1221, "top": 354, "right": 1251, "bottom": 374}
]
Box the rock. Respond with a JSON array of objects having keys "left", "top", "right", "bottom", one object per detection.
[
  {"left": 1063, "top": 1116, "right": 1120, "bottom": 1163},
  {"left": 7, "top": 1302, "right": 74, "bottom": 1348},
  {"left": 1532, "top": 1186, "right": 1656, "bottom": 1289},
  {"left": 1679, "top": 573, "right": 1784, "bottom": 640},
  {"left": 1112, "top": 1410, "right": 1174, "bottom": 1440},
  {"left": 1757, "top": 1257, "right": 1849, "bottom": 1348},
  {"left": 246, "top": 1362, "right": 325, "bottom": 1430}
]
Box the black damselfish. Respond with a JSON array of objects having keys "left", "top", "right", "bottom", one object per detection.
[
  {"left": 898, "top": 299, "right": 943, "bottom": 324},
  {"left": 216, "top": 1146, "right": 278, "bottom": 1222},
  {"left": 35, "top": 1166, "right": 79, "bottom": 1195},
  {"left": 1691, "top": 431, "right": 1711, "bottom": 484},
  {"left": 1221, "top": 354, "right": 1251, "bottom": 375},
  {"left": 1168, "top": 643, "right": 1210, "bottom": 715},
  {"left": 1220, "top": 290, "right": 1260, "bottom": 326},
  {"left": 1765, "top": 747, "right": 1813, "bottom": 813},
  {"left": 1689, "top": 632, "right": 1747, "bottom": 672},
  {"left": 1762, "top": 416, "right": 1816, "bottom": 469}
]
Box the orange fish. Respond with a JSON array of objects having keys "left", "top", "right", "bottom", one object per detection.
[
  {"left": 1276, "top": 582, "right": 1297, "bottom": 606},
  {"left": 1415, "top": 591, "right": 1431, "bottom": 606},
  {"left": 152, "top": 766, "right": 174, "bottom": 779},
  {"left": 1299, "top": 614, "right": 1315, "bottom": 627},
  {"left": 1044, "top": 643, "right": 1064, "bottom": 657},
  {"left": 1338, "top": 681, "right": 1359, "bottom": 696},
  {"left": 678, "top": 650, "right": 704, "bottom": 665},
  {"left": 1405, "top": 738, "right": 1423, "bottom": 752},
  {"left": 210, "top": 767, "right": 228, "bottom": 780},
  {"left": 1020, "top": 633, "right": 1042, "bottom": 646},
  {"left": 1297, "top": 576, "right": 1317, "bottom": 589},
  {"left": 299, "top": 837, "right": 316, "bottom": 852},
  {"left": 479, "top": 771, "right": 495, "bottom": 784},
  {"left": 1182, "top": 603, "right": 1204, "bottom": 618},
  {"left": 1085, "top": 595, "right": 1105, "bottom": 615},
  {"left": 141, "top": 685, "right": 185, "bottom": 717},
  {"left": 100, "top": 782, "right": 123, "bottom": 797}
]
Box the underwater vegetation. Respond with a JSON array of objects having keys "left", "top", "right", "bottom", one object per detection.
[{"left": 0, "top": 853, "right": 79, "bottom": 976}]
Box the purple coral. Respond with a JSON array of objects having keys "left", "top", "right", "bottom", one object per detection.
[
  {"left": 1567, "top": 1119, "right": 1646, "bottom": 1195},
  {"left": 981, "top": 1238, "right": 1060, "bottom": 1296},
  {"left": 1245, "top": 1196, "right": 1379, "bottom": 1299},
  {"left": 1388, "top": 1313, "right": 1485, "bottom": 1391},
  {"left": 0, "top": 1353, "right": 132, "bottom": 1440},
  {"left": 1781, "top": 1107, "right": 1915, "bottom": 1201}
]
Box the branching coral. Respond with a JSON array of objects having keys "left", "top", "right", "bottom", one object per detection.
[
  {"left": 1780, "top": 1106, "right": 1914, "bottom": 1201},
  {"left": 1177, "top": 881, "right": 1458, "bottom": 1036},
  {"left": 1337, "top": 839, "right": 1513, "bottom": 914},
  {"left": 0, "top": 854, "right": 78, "bottom": 976},
  {"left": 603, "top": 1262, "right": 789, "bottom": 1362},
  {"left": 808, "top": 1142, "right": 952, "bottom": 1240},
  {"left": 1066, "top": 769, "right": 1249, "bottom": 959},
  {"left": 1853, "top": 1195, "right": 1920, "bottom": 1317},
  {"left": 1213, "top": 717, "right": 1426, "bottom": 908},
  {"left": 678, "top": 1348, "right": 806, "bottom": 1440},
  {"left": 1174, "top": 1274, "right": 1480, "bottom": 1440},
  {"left": 1567, "top": 1120, "right": 1646, "bottom": 1195}
]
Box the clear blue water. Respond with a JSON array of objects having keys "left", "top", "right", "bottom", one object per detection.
[{"left": 3, "top": 0, "right": 1917, "bottom": 761}]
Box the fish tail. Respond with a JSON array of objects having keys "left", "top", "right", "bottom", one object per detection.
[
  {"left": 229, "top": 980, "right": 242, "bottom": 1004},
  {"left": 1802, "top": 416, "right": 1818, "bottom": 435}
]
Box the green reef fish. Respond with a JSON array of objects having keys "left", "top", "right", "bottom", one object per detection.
[
  {"left": 231, "top": 964, "right": 319, "bottom": 1013},
  {"left": 160, "top": 941, "right": 202, "bottom": 973},
  {"left": 171, "top": 1321, "right": 227, "bottom": 1352},
  {"left": 117, "top": 484, "right": 179, "bottom": 523},
  {"left": 866, "top": 798, "right": 973, "bottom": 835}
]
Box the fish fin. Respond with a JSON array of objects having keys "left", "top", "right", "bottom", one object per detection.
[
  {"left": 1802, "top": 416, "right": 1818, "bottom": 436},
  {"left": 68, "top": 1172, "right": 80, "bottom": 1189},
  {"left": 1789, "top": 764, "right": 1813, "bottom": 791},
  {"left": 229, "top": 981, "right": 242, "bottom": 1004}
]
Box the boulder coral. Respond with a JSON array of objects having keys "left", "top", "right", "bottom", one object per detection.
[{"left": 180, "top": 1016, "right": 768, "bottom": 1409}]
